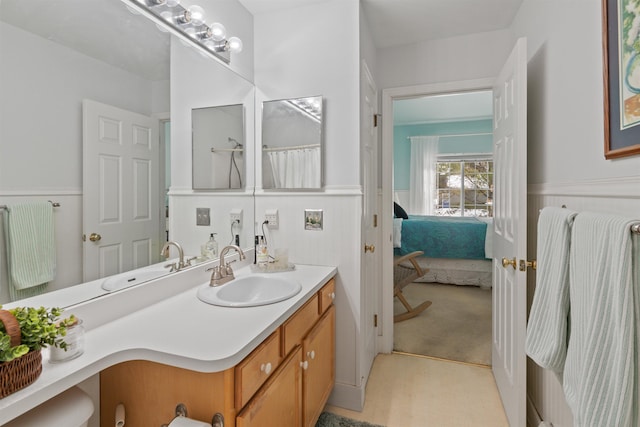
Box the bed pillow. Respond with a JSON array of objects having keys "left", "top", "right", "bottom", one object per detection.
[
  {"left": 393, "top": 218, "right": 403, "bottom": 248},
  {"left": 394, "top": 202, "right": 409, "bottom": 219}
]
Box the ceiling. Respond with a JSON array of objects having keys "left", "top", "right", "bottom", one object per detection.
[
  {"left": 239, "top": 0, "right": 523, "bottom": 48},
  {"left": 393, "top": 91, "right": 493, "bottom": 126}
]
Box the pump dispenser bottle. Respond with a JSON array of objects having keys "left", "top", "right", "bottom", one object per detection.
[{"left": 201, "top": 233, "right": 218, "bottom": 259}]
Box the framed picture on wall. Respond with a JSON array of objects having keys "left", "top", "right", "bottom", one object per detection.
[{"left": 602, "top": 0, "right": 640, "bottom": 159}]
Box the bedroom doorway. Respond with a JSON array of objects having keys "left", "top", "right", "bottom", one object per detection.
[{"left": 388, "top": 89, "right": 494, "bottom": 366}]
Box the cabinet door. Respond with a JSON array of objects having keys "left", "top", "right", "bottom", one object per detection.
[
  {"left": 236, "top": 346, "right": 302, "bottom": 427},
  {"left": 302, "top": 305, "right": 336, "bottom": 427}
]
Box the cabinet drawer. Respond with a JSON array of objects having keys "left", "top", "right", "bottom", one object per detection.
[
  {"left": 318, "top": 279, "right": 336, "bottom": 315},
  {"left": 235, "top": 329, "right": 282, "bottom": 409},
  {"left": 282, "top": 295, "right": 319, "bottom": 356},
  {"left": 236, "top": 347, "right": 302, "bottom": 427}
]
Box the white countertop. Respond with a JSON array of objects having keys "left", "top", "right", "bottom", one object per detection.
[{"left": 0, "top": 263, "right": 337, "bottom": 425}]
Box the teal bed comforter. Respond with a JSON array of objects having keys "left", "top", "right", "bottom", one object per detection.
[{"left": 394, "top": 215, "right": 488, "bottom": 260}]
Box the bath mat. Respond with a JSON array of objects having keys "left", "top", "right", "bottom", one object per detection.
[{"left": 316, "top": 412, "right": 385, "bottom": 427}]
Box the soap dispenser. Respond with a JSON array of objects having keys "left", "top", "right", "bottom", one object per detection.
[{"left": 201, "top": 233, "right": 218, "bottom": 259}]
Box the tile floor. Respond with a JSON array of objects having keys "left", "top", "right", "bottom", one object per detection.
[{"left": 325, "top": 352, "right": 509, "bottom": 427}]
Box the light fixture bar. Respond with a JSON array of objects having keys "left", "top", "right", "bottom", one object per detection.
[{"left": 122, "top": 0, "right": 242, "bottom": 64}]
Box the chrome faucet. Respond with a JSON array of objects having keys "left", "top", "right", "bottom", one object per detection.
[
  {"left": 161, "top": 241, "right": 186, "bottom": 271},
  {"left": 208, "top": 245, "right": 246, "bottom": 286}
]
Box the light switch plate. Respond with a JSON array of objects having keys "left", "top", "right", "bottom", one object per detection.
[{"left": 196, "top": 208, "right": 210, "bottom": 226}]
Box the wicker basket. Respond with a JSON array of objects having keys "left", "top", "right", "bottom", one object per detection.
[{"left": 0, "top": 310, "right": 43, "bottom": 398}]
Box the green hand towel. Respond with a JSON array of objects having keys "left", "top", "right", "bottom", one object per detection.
[{"left": 3, "top": 201, "right": 55, "bottom": 301}]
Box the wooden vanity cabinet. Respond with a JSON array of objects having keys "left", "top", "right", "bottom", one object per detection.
[
  {"left": 99, "top": 279, "right": 335, "bottom": 427},
  {"left": 302, "top": 305, "right": 335, "bottom": 427},
  {"left": 236, "top": 347, "right": 302, "bottom": 427}
]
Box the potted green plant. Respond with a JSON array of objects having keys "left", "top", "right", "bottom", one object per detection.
[{"left": 0, "top": 306, "right": 76, "bottom": 398}]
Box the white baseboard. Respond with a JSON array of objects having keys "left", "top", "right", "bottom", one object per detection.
[{"left": 326, "top": 381, "right": 365, "bottom": 412}]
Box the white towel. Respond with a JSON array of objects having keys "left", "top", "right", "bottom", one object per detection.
[
  {"left": 526, "top": 207, "right": 577, "bottom": 379},
  {"left": 563, "top": 212, "right": 639, "bottom": 427},
  {"left": 3, "top": 202, "right": 56, "bottom": 301}
]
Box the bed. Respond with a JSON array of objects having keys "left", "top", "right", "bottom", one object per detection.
[{"left": 393, "top": 215, "right": 493, "bottom": 288}]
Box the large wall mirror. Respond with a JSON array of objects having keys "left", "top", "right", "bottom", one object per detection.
[
  {"left": 192, "top": 104, "right": 245, "bottom": 190},
  {"left": 0, "top": 0, "right": 255, "bottom": 306},
  {"left": 262, "top": 96, "right": 323, "bottom": 190}
]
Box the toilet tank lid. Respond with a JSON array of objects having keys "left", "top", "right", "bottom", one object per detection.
[{"left": 5, "top": 386, "right": 94, "bottom": 427}]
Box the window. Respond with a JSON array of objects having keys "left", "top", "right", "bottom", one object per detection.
[{"left": 436, "top": 159, "right": 493, "bottom": 217}]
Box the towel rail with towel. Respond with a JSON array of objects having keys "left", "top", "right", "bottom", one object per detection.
[
  {"left": 0, "top": 201, "right": 60, "bottom": 211},
  {"left": 539, "top": 208, "right": 640, "bottom": 234}
]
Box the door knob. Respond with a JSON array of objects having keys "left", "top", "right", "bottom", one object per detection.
[
  {"left": 501, "top": 257, "right": 517, "bottom": 269},
  {"left": 89, "top": 233, "right": 102, "bottom": 242},
  {"left": 519, "top": 259, "right": 537, "bottom": 271},
  {"left": 364, "top": 244, "right": 375, "bottom": 253}
]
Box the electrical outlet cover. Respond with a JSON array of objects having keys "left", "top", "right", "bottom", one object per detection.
[
  {"left": 196, "top": 208, "right": 211, "bottom": 226},
  {"left": 265, "top": 209, "right": 278, "bottom": 228},
  {"left": 230, "top": 208, "right": 243, "bottom": 226}
]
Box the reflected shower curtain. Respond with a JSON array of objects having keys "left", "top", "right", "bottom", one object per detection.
[
  {"left": 409, "top": 136, "right": 439, "bottom": 215},
  {"left": 267, "top": 146, "right": 321, "bottom": 188}
]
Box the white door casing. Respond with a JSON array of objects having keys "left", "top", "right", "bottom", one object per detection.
[
  {"left": 83, "top": 99, "right": 160, "bottom": 282},
  {"left": 361, "top": 60, "right": 379, "bottom": 384},
  {"left": 492, "top": 37, "right": 528, "bottom": 426},
  {"left": 380, "top": 77, "right": 494, "bottom": 352}
]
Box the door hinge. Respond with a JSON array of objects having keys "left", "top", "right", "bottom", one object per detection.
[
  {"left": 373, "top": 214, "right": 378, "bottom": 228},
  {"left": 373, "top": 114, "right": 381, "bottom": 127},
  {"left": 374, "top": 314, "right": 378, "bottom": 327}
]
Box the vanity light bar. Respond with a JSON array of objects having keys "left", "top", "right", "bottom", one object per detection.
[
  {"left": 287, "top": 97, "right": 322, "bottom": 122},
  {"left": 124, "top": 0, "right": 242, "bottom": 64}
]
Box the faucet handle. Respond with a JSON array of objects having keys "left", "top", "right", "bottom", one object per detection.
[
  {"left": 208, "top": 266, "right": 224, "bottom": 286},
  {"left": 185, "top": 256, "right": 197, "bottom": 267},
  {"left": 164, "top": 262, "right": 177, "bottom": 272}
]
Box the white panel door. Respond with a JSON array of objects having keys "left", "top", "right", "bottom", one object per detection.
[
  {"left": 492, "top": 37, "right": 527, "bottom": 426},
  {"left": 82, "top": 99, "right": 160, "bottom": 282},
  {"left": 361, "top": 61, "right": 379, "bottom": 381}
]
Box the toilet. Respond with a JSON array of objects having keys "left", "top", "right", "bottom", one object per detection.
[{"left": 5, "top": 386, "right": 94, "bottom": 427}]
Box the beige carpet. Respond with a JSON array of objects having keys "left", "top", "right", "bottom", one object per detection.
[{"left": 393, "top": 282, "right": 492, "bottom": 366}]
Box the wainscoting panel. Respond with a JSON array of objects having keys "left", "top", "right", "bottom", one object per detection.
[{"left": 526, "top": 176, "right": 640, "bottom": 427}]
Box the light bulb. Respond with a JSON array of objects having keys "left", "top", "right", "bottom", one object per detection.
[
  {"left": 227, "top": 37, "right": 243, "bottom": 53},
  {"left": 184, "top": 27, "right": 197, "bottom": 39},
  {"left": 188, "top": 5, "right": 206, "bottom": 26},
  {"left": 209, "top": 22, "right": 226, "bottom": 41}
]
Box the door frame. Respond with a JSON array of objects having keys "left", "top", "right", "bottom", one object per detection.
[{"left": 379, "top": 78, "right": 495, "bottom": 352}]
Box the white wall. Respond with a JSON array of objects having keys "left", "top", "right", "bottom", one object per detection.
[
  {"left": 252, "top": 0, "right": 367, "bottom": 410},
  {"left": 511, "top": 0, "right": 640, "bottom": 425},
  {"left": 513, "top": 0, "right": 640, "bottom": 184},
  {"left": 254, "top": 0, "right": 361, "bottom": 189},
  {"left": 168, "top": 35, "right": 256, "bottom": 256},
  {"left": 376, "top": 29, "right": 515, "bottom": 90}
]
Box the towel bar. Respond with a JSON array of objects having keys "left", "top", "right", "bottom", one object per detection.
[{"left": 0, "top": 201, "right": 60, "bottom": 211}]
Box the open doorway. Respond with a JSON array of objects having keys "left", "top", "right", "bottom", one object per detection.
[{"left": 383, "top": 85, "right": 494, "bottom": 366}]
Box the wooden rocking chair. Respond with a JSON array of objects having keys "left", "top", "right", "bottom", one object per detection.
[{"left": 394, "top": 251, "right": 432, "bottom": 322}]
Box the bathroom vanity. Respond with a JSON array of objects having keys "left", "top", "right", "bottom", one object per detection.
[
  {"left": 0, "top": 261, "right": 337, "bottom": 427},
  {"left": 100, "top": 279, "right": 335, "bottom": 426}
]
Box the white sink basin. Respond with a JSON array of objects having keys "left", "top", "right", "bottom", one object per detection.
[
  {"left": 101, "top": 268, "right": 168, "bottom": 292},
  {"left": 197, "top": 274, "right": 302, "bottom": 307}
]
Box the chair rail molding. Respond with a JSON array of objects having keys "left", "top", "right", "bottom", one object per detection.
[{"left": 528, "top": 175, "right": 640, "bottom": 198}]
